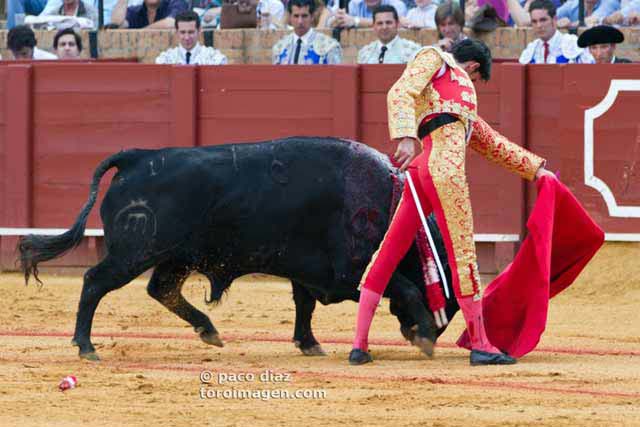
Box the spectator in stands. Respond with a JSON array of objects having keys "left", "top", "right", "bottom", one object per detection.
[
  {"left": 7, "top": 25, "right": 58, "bottom": 59},
  {"left": 404, "top": 0, "right": 437, "bottom": 28},
  {"left": 39, "top": 0, "right": 137, "bottom": 27},
  {"left": 257, "top": 0, "right": 286, "bottom": 29},
  {"left": 577, "top": 25, "right": 631, "bottom": 63},
  {"left": 7, "top": 0, "right": 47, "bottom": 29},
  {"left": 519, "top": 0, "right": 592, "bottom": 63},
  {"left": 603, "top": 0, "right": 640, "bottom": 25},
  {"left": 54, "top": 27, "right": 82, "bottom": 59},
  {"left": 463, "top": 0, "right": 480, "bottom": 23},
  {"left": 315, "top": 0, "right": 338, "bottom": 27},
  {"left": 40, "top": 0, "right": 99, "bottom": 28},
  {"left": 556, "top": 0, "right": 620, "bottom": 28},
  {"left": 434, "top": 1, "right": 466, "bottom": 52},
  {"left": 505, "top": 0, "right": 561, "bottom": 26},
  {"left": 111, "top": 0, "right": 188, "bottom": 28},
  {"left": 192, "top": 0, "right": 221, "bottom": 27},
  {"left": 155, "top": 11, "right": 228, "bottom": 64},
  {"left": 286, "top": 0, "right": 336, "bottom": 28},
  {"left": 330, "top": 0, "right": 407, "bottom": 28},
  {"left": 358, "top": 5, "right": 421, "bottom": 63},
  {"left": 273, "top": 0, "right": 342, "bottom": 64}
]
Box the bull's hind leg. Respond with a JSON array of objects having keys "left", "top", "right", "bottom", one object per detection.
[
  {"left": 147, "top": 261, "right": 223, "bottom": 348},
  {"left": 291, "top": 281, "right": 325, "bottom": 356},
  {"left": 72, "top": 256, "right": 141, "bottom": 361}
]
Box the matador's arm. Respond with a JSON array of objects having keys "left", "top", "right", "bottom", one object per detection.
[
  {"left": 469, "top": 116, "right": 546, "bottom": 181},
  {"left": 387, "top": 48, "right": 444, "bottom": 141}
]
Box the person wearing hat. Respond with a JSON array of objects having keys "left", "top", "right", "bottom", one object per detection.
[{"left": 578, "top": 25, "right": 632, "bottom": 64}]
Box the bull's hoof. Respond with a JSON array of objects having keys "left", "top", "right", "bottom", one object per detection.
[
  {"left": 300, "top": 344, "right": 326, "bottom": 356},
  {"left": 79, "top": 351, "right": 101, "bottom": 362},
  {"left": 199, "top": 330, "right": 224, "bottom": 347},
  {"left": 411, "top": 335, "right": 435, "bottom": 358},
  {"left": 400, "top": 325, "right": 417, "bottom": 343},
  {"left": 72, "top": 338, "right": 100, "bottom": 361}
]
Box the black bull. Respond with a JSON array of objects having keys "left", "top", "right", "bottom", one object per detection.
[{"left": 18, "top": 137, "right": 459, "bottom": 361}]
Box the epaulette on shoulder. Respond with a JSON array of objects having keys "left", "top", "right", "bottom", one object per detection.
[
  {"left": 273, "top": 34, "right": 293, "bottom": 52},
  {"left": 312, "top": 33, "right": 340, "bottom": 56}
]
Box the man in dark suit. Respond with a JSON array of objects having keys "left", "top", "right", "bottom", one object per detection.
[{"left": 578, "top": 25, "right": 632, "bottom": 64}]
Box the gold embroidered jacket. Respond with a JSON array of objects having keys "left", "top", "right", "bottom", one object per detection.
[
  {"left": 387, "top": 46, "right": 545, "bottom": 181},
  {"left": 387, "top": 47, "right": 477, "bottom": 141}
]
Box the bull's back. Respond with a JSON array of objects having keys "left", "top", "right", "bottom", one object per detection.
[{"left": 98, "top": 138, "right": 356, "bottom": 250}]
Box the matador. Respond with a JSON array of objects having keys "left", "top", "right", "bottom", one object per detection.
[{"left": 349, "top": 39, "right": 556, "bottom": 366}]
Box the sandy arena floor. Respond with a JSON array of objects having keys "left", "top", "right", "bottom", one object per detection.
[{"left": 0, "top": 243, "right": 638, "bottom": 427}]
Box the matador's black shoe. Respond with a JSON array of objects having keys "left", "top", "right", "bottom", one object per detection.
[
  {"left": 470, "top": 350, "right": 517, "bottom": 366},
  {"left": 349, "top": 348, "right": 373, "bottom": 365}
]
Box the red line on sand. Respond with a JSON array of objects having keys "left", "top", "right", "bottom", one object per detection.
[
  {"left": 1, "top": 329, "right": 639, "bottom": 357},
  {"left": 116, "top": 362, "right": 640, "bottom": 400}
]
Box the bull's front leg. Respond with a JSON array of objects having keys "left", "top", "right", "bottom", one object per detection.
[
  {"left": 386, "top": 272, "right": 437, "bottom": 358},
  {"left": 291, "top": 281, "right": 325, "bottom": 356}
]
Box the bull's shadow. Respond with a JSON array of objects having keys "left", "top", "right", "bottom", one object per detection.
[{"left": 18, "top": 137, "right": 458, "bottom": 361}]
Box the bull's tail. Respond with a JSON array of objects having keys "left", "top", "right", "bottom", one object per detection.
[{"left": 18, "top": 151, "right": 127, "bottom": 284}]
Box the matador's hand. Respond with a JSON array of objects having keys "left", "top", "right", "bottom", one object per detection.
[
  {"left": 394, "top": 137, "right": 417, "bottom": 172},
  {"left": 535, "top": 166, "right": 556, "bottom": 180}
]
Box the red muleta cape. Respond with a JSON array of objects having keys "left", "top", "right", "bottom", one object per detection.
[{"left": 458, "top": 176, "right": 605, "bottom": 357}]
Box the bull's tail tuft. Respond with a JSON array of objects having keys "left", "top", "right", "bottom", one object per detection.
[{"left": 18, "top": 151, "right": 128, "bottom": 285}]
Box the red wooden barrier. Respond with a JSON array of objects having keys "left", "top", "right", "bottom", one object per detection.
[
  {"left": 197, "top": 65, "right": 359, "bottom": 146},
  {"left": 1, "top": 65, "right": 33, "bottom": 269},
  {"left": 31, "top": 63, "right": 195, "bottom": 229},
  {"left": 526, "top": 64, "right": 640, "bottom": 235}
]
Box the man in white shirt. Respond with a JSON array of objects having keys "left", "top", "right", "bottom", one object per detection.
[
  {"left": 156, "top": 10, "right": 227, "bottom": 65},
  {"left": 272, "top": 0, "right": 342, "bottom": 65},
  {"left": 519, "top": 0, "right": 592, "bottom": 64},
  {"left": 358, "top": 5, "right": 421, "bottom": 64},
  {"left": 7, "top": 24, "right": 58, "bottom": 60}
]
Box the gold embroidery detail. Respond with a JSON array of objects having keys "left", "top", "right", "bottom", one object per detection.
[
  {"left": 450, "top": 68, "right": 475, "bottom": 89},
  {"left": 469, "top": 117, "right": 546, "bottom": 181},
  {"left": 427, "top": 121, "right": 481, "bottom": 296},
  {"left": 461, "top": 91, "right": 475, "bottom": 104},
  {"left": 387, "top": 48, "right": 478, "bottom": 141}
]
